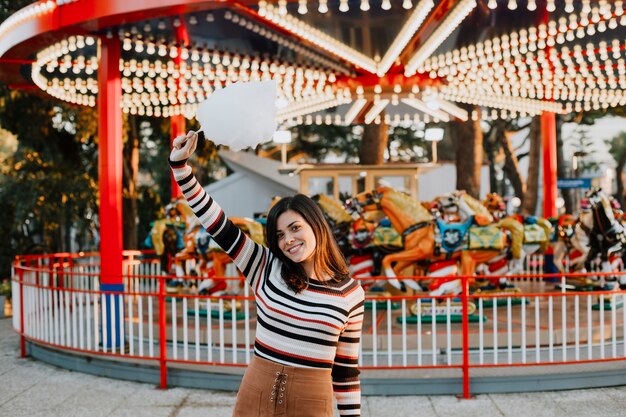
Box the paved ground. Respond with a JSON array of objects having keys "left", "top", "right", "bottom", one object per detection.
[{"left": 2, "top": 317, "right": 626, "bottom": 416}]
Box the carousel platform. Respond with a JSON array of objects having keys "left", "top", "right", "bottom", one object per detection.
[{"left": 3, "top": 318, "right": 626, "bottom": 417}]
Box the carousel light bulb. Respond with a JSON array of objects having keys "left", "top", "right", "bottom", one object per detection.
[
  {"left": 546, "top": 0, "right": 555, "bottom": 12},
  {"left": 318, "top": 0, "right": 328, "bottom": 13},
  {"left": 527, "top": 0, "right": 536, "bottom": 11},
  {"left": 360, "top": 0, "right": 370, "bottom": 11},
  {"left": 487, "top": 0, "right": 497, "bottom": 9},
  {"left": 298, "top": 0, "right": 307, "bottom": 15},
  {"left": 508, "top": 0, "right": 517, "bottom": 10},
  {"left": 402, "top": 0, "right": 413, "bottom": 9},
  {"left": 339, "top": 0, "right": 349, "bottom": 12},
  {"left": 381, "top": 0, "right": 391, "bottom": 10},
  {"left": 278, "top": 0, "right": 287, "bottom": 15}
]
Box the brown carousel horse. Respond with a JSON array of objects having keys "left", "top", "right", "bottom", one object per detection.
[
  {"left": 483, "top": 193, "right": 552, "bottom": 256},
  {"left": 345, "top": 187, "right": 506, "bottom": 295},
  {"left": 432, "top": 190, "right": 525, "bottom": 291}
]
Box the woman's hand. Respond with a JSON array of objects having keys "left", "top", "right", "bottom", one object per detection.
[{"left": 170, "top": 131, "right": 198, "bottom": 162}]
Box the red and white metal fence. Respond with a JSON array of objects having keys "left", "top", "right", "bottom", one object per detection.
[{"left": 11, "top": 252, "right": 626, "bottom": 397}]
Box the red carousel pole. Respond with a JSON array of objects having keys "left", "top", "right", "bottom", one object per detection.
[
  {"left": 540, "top": 6, "right": 558, "bottom": 219},
  {"left": 542, "top": 112, "right": 558, "bottom": 218},
  {"left": 169, "top": 16, "right": 190, "bottom": 200},
  {"left": 98, "top": 35, "right": 124, "bottom": 350}
]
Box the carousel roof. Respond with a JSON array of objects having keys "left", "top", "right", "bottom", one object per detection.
[{"left": 0, "top": 0, "right": 624, "bottom": 125}]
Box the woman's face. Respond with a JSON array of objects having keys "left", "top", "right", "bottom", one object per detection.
[{"left": 276, "top": 209, "right": 317, "bottom": 267}]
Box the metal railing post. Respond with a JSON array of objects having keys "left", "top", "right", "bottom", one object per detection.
[
  {"left": 158, "top": 276, "right": 167, "bottom": 388},
  {"left": 19, "top": 268, "right": 26, "bottom": 358},
  {"left": 461, "top": 274, "right": 471, "bottom": 399}
]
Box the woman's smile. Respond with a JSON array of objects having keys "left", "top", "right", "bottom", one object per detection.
[{"left": 276, "top": 210, "right": 317, "bottom": 271}]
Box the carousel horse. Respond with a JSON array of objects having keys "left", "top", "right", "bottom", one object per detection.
[
  {"left": 311, "top": 194, "right": 354, "bottom": 256},
  {"left": 431, "top": 191, "right": 524, "bottom": 291},
  {"left": 144, "top": 198, "right": 193, "bottom": 274},
  {"left": 312, "top": 194, "right": 402, "bottom": 291},
  {"left": 345, "top": 187, "right": 506, "bottom": 297},
  {"left": 483, "top": 193, "right": 552, "bottom": 256},
  {"left": 167, "top": 216, "right": 265, "bottom": 297},
  {"left": 581, "top": 188, "right": 626, "bottom": 289},
  {"left": 552, "top": 189, "right": 626, "bottom": 291},
  {"left": 551, "top": 212, "right": 590, "bottom": 276}
]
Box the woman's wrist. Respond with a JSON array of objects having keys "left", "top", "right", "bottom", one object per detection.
[{"left": 169, "top": 157, "right": 188, "bottom": 168}]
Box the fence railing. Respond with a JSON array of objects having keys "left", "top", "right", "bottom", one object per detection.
[{"left": 11, "top": 252, "right": 626, "bottom": 397}]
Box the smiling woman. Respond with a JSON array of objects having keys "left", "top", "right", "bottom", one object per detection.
[{"left": 169, "top": 131, "right": 365, "bottom": 417}]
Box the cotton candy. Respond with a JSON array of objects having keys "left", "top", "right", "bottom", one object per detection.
[{"left": 195, "top": 80, "right": 277, "bottom": 151}]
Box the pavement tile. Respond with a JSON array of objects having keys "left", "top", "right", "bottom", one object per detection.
[{"left": 362, "top": 396, "right": 438, "bottom": 417}]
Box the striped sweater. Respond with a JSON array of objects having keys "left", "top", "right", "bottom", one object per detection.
[{"left": 170, "top": 159, "right": 364, "bottom": 416}]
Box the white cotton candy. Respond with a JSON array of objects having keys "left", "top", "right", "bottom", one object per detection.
[{"left": 195, "top": 80, "right": 278, "bottom": 151}]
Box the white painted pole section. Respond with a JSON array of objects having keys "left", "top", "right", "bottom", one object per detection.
[
  {"left": 171, "top": 298, "right": 177, "bottom": 359},
  {"left": 148, "top": 296, "right": 154, "bottom": 357},
  {"left": 401, "top": 299, "right": 407, "bottom": 367},
  {"left": 387, "top": 299, "right": 392, "bottom": 366},
  {"left": 183, "top": 297, "right": 189, "bottom": 361}
]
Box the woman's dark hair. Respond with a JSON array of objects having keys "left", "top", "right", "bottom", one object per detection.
[{"left": 266, "top": 194, "right": 350, "bottom": 293}]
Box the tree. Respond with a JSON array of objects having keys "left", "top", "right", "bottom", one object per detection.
[
  {"left": 606, "top": 131, "right": 626, "bottom": 207},
  {"left": 520, "top": 116, "right": 542, "bottom": 215},
  {"left": 452, "top": 105, "right": 483, "bottom": 198},
  {"left": 0, "top": 87, "right": 99, "bottom": 278},
  {"left": 359, "top": 119, "right": 388, "bottom": 165}
]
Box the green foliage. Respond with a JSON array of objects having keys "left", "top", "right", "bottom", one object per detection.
[
  {"left": 0, "top": 278, "right": 10, "bottom": 297},
  {"left": 567, "top": 126, "right": 599, "bottom": 175},
  {"left": 388, "top": 125, "right": 429, "bottom": 162},
  {"left": 269, "top": 123, "right": 429, "bottom": 164},
  {"left": 283, "top": 124, "right": 361, "bottom": 163},
  {"left": 605, "top": 131, "right": 626, "bottom": 162},
  {"left": 0, "top": 87, "right": 99, "bottom": 278}
]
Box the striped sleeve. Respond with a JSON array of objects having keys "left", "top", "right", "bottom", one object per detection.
[
  {"left": 170, "top": 161, "right": 268, "bottom": 290},
  {"left": 332, "top": 295, "right": 364, "bottom": 416}
]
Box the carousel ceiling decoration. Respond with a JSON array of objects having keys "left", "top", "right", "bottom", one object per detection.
[{"left": 3, "top": 0, "right": 625, "bottom": 125}]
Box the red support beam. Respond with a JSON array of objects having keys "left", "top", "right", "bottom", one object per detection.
[
  {"left": 170, "top": 115, "right": 185, "bottom": 199},
  {"left": 169, "top": 15, "right": 190, "bottom": 200},
  {"left": 540, "top": 7, "right": 557, "bottom": 219},
  {"left": 98, "top": 36, "right": 123, "bottom": 285},
  {"left": 542, "top": 112, "right": 558, "bottom": 218}
]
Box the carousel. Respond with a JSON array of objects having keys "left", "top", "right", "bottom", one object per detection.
[{"left": 3, "top": 0, "right": 626, "bottom": 397}]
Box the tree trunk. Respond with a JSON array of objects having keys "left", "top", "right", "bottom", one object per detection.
[
  {"left": 555, "top": 115, "right": 573, "bottom": 213},
  {"left": 484, "top": 125, "right": 500, "bottom": 194},
  {"left": 496, "top": 122, "right": 526, "bottom": 203},
  {"left": 521, "top": 116, "right": 541, "bottom": 216},
  {"left": 616, "top": 151, "right": 626, "bottom": 208},
  {"left": 59, "top": 194, "right": 67, "bottom": 252},
  {"left": 453, "top": 105, "right": 483, "bottom": 198},
  {"left": 359, "top": 118, "right": 388, "bottom": 165},
  {"left": 123, "top": 115, "right": 140, "bottom": 250}
]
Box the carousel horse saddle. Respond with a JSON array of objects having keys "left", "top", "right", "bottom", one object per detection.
[
  {"left": 435, "top": 218, "right": 473, "bottom": 254},
  {"left": 523, "top": 223, "right": 548, "bottom": 244},
  {"left": 373, "top": 227, "right": 403, "bottom": 249},
  {"left": 469, "top": 225, "right": 505, "bottom": 250}
]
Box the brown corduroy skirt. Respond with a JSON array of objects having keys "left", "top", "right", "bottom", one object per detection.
[{"left": 232, "top": 355, "right": 334, "bottom": 417}]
